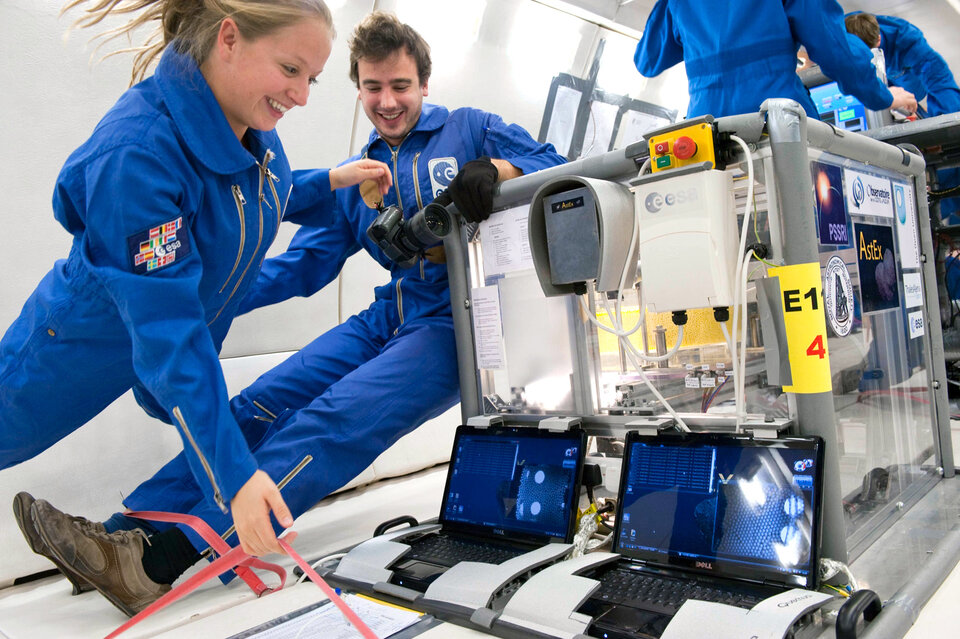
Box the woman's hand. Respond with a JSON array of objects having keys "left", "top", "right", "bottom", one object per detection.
[
  {"left": 330, "top": 159, "right": 392, "bottom": 195},
  {"left": 230, "top": 470, "right": 293, "bottom": 556}
]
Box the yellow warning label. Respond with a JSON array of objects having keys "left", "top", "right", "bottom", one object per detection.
[{"left": 769, "top": 263, "right": 832, "bottom": 394}]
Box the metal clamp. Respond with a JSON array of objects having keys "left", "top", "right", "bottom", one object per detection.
[
  {"left": 538, "top": 416, "right": 582, "bottom": 432},
  {"left": 466, "top": 415, "right": 505, "bottom": 428}
]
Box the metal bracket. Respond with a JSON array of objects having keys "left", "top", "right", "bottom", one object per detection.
[
  {"left": 743, "top": 417, "right": 792, "bottom": 439},
  {"left": 538, "top": 416, "right": 582, "bottom": 432},
  {"left": 625, "top": 416, "right": 674, "bottom": 436},
  {"left": 466, "top": 415, "right": 505, "bottom": 428}
]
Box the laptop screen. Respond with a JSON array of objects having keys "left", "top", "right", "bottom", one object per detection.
[
  {"left": 439, "top": 425, "right": 586, "bottom": 544},
  {"left": 809, "top": 80, "right": 869, "bottom": 132},
  {"left": 614, "top": 432, "right": 823, "bottom": 589}
]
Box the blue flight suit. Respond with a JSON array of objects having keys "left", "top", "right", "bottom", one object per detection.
[
  {"left": 116, "top": 103, "right": 567, "bottom": 563},
  {"left": 0, "top": 48, "right": 327, "bottom": 511},
  {"left": 635, "top": 0, "right": 894, "bottom": 119},
  {"left": 852, "top": 13, "right": 960, "bottom": 220},
  {"left": 859, "top": 13, "right": 960, "bottom": 117}
]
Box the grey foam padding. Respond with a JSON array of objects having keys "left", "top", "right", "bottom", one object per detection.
[
  {"left": 423, "top": 542, "right": 573, "bottom": 610},
  {"left": 498, "top": 551, "right": 621, "bottom": 638},
  {"left": 333, "top": 523, "right": 441, "bottom": 585}
]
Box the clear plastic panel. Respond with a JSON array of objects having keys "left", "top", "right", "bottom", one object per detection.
[
  {"left": 808, "top": 151, "right": 938, "bottom": 544},
  {"left": 469, "top": 149, "right": 939, "bottom": 551}
]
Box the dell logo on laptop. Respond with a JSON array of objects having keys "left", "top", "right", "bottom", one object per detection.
[{"left": 695, "top": 561, "right": 713, "bottom": 570}]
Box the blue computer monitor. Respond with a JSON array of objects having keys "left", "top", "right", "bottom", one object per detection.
[{"left": 809, "top": 80, "right": 869, "bottom": 132}]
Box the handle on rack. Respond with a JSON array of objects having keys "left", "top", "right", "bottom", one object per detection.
[
  {"left": 836, "top": 589, "right": 882, "bottom": 639},
  {"left": 374, "top": 515, "right": 419, "bottom": 537}
]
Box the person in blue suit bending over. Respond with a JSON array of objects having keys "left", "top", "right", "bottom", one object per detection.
[
  {"left": 634, "top": 0, "right": 917, "bottom": 119},
  {"left": 20, "top": 10, "right": 566, "bottom": 616},
  {"left": 846, "top": 12, "right": 960, "bottom": 117},
  {"left": 846, "top": 11, "right": 960, "bottom": 222}
]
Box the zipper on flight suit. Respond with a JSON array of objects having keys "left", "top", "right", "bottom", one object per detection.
[
  {"left": 412, "top": 151, "right": 425, "bottom": 279},
  {"left": 219, "top": 185, "right": 247, "bottom": 294},
  {"left": 394, "top": 276, "right": 405, "bottom": 336},
  {"left": 209, "top": 151, "right": 276, "bottom": 325},
  {"left": 252, "top": 400, "right": 277, "bottom": 422},
  {"left": 390, "top": 144, "right": 408, "bottom": 333},
  {"left": 172, "top": 406, "right": 227, "bottom": 513}
]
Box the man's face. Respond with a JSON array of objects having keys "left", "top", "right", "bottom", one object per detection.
[{"left": 357, "top": 50, "right": 428, "bottom": 147}]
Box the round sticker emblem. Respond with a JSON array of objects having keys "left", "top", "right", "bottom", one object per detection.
[{"left": 823, "top": 255, "right": 853, "bottom": 337}]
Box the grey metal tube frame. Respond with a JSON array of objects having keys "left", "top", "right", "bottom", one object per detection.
[
  {"left": 443, "top": 147, "right": 644, "bottom": 425},
  {"left": 858, "top": 525, "right": 960, "bottom": 639},
  {"left": 444, "top": 99, "right": 952, "bottom": 566}
]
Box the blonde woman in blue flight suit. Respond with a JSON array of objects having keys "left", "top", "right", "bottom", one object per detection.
[
  {"left": 2, "top": 0, "right": 392, "bottom": 615},
  {"left": 19, "top": 11, "right": 567, "bottom": 616},
  {"left": 634, "top": 0, "right": 918, "bottom": 119}
]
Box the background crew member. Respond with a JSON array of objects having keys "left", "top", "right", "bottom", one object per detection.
[
  {"left": 846, "top": 11, "right": 960, "bottom": 221},
  {"left": 846, "top": 11, "right": 960, "bottom": 117},
  {"left": 634, "top": 0, "right": 917, "bottom": 118}
]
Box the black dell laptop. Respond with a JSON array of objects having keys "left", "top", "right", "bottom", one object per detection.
[
  {"left": 388, "top": 424, "right": 587, "bottom": 591},
  {"left": 580, "top": 431, "right": 825, "bottom": 639}
]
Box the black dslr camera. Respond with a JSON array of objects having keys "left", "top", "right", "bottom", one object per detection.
[{"left": 366, "top": 199, "right": 454, "bottom": 268}]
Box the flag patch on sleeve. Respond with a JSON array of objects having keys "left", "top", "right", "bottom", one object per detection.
[{"left": 127, "top": 217, "right": 191, "bottom": 274}]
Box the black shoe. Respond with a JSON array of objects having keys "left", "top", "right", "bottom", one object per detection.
[{"left": 12, "top": 492, "right": 101, "bottom": 595}]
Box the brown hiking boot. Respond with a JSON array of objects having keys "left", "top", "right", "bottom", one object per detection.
[
  {"left": 32, "top": 499, "right": 170, "bottom": 617},
  {"left": 12, "top": 492, "right": 101, "bottom": 595}
]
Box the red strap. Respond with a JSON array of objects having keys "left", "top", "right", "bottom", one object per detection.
[
  {"left": 125, "top": 510, "right": 279, "bottom": 596},
  {"left": 279, "top": 538, "right": 379, "bottom": 639},
  {"left": 104, "top": 543, "right": 250, "bottom": 639},
  {"left": 103, "top": 513, "right": 379, "bottom": 639}
]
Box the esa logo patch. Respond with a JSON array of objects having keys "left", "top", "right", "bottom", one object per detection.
[
  {"left": 428, "top": 157, "right": 459, "bottom": 199},
  {"left": 128, "top": 217, "right": 191, "bottom": 274}
]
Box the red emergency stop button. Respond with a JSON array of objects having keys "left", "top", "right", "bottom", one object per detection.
[{"left": 674, "top": 136, "right": 697, "bottom": 160}]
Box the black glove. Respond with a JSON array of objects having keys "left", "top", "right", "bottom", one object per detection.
[{"left": 445, "top": 156, "right": 499, "bottom": 223}]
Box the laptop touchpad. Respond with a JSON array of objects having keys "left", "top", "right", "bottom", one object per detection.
[
  {"left": 593, "top": 606, "right": 668, "bottom": 638},
  {"left": 394, "top": 559, "right": 446, "bottom": 581}
]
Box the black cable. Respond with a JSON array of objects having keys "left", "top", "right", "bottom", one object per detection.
[{"left": 930, "top": 184, "right": 960, "bottom": 200}]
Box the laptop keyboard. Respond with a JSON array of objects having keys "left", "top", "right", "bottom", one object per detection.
[
  {"left": 595, "top": 567, "right": 764, "bottom": 615},
  {"left": 404, "top": 533, "right": 524, "bottom": 567}
]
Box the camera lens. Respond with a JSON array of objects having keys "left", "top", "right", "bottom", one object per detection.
[{"left": 404, "top": 202, "right": 452, "bottom": 249}]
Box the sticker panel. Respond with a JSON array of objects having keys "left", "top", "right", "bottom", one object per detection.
[
  {"left": 769, "top": 262, "right": 832, "bottom": 394},
  {"left": 855, "top": 223, "right": 900, "bottom": 313},
  {"left": 845, "top": 169, "right": 893, "bottom": 218},
  {"left": 893, "top": 182, "right": 920, "bottom": 269},
  {"left": 823, "top": 256, "right": 854, "bottom": 337},
  {"left": 908, "top": 310, "right": 925, "bottom": 339},
  {"left": 903, "top": 272, "right": 924, "bottom": 309},
  {"left": 812, "top": 162, "right": 849, "bottom": 246}
]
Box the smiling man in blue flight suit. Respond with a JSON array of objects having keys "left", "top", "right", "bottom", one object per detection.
[
  {"left": 634, "top": 0, "right": 917, "bottom": 119},
  {"left": 45, "top": 10, "right": 566, "bottom": 599}
]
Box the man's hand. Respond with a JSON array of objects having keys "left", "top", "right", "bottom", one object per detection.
[
  {"left": 446, "top": 156, "right": 500, "bottom": 223},
  {"left": 889, "top": 86, "right": 918, "bottom": 115},
  {"left": 330, "top": 159, "right": 392, "bottom": 195},
  {"left": 230, "top": 470, "right": 293, "bottom": 556}
]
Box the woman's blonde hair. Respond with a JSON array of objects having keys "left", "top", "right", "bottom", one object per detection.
[{"left": 62, "top": 0, "right": 335, "bottom": 85}]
